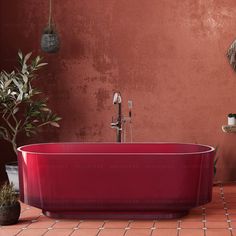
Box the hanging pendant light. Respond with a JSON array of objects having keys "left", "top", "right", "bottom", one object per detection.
[{"left": 41, "top": 0, "right": 60, "bottom": 53}]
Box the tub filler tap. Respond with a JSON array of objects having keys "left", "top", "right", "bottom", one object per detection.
[
  {"left": 111, "top": 92, "right": 122, "bottom": 142},
  {"left": 111, "top": 92, "right": 133, "bottom": 142}
]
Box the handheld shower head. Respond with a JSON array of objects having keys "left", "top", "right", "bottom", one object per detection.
[
  {"left": 128, "top": 100, "right": 133, "bottom": 109},
  {"left": 128, "top": 100, "right": 133, "bottom": 118}
]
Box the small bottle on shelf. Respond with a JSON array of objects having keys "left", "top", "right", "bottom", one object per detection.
[{"left": 228, "top": 113, "right": 236, "bottom": 126}]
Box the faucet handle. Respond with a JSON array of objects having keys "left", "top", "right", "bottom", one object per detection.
[
  {"left": 111, "top": 121, "right": 119, "bottom": 128},
  {"left": 111, "top": 116, "right": 118, "bottom": 128}
]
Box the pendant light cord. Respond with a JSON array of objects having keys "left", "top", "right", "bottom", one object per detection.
[{"left": 48, "top": 0, "right": 52, "bottom": 28}]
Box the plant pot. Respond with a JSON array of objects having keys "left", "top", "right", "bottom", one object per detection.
[
  {"left": 0, "top": 201, "right": 21, "bottom": 225},
  {"left": 41, "top": 33, "right": 60, "bottom": 53},
  {"left": 5, "top": 162, "right": 19, "bottom": 193}
]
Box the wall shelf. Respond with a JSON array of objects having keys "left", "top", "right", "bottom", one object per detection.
[{"left": 222, "top": 125, "right": 236, "bottom": 133}]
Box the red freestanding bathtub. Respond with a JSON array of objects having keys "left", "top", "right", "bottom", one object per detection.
[{"left": 17, "top": 142, "right": 215, "bottom": 219}]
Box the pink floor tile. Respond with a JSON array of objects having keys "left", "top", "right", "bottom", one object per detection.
[
  {"left": 0, "top": 228, "right": 22, "bottom": 236},
  {"left": 155, "top": 220, "right": 178, "bottom": 228},
  {"left": 228, "top": 215, "right": 236, "bottom": 221},
  {"left": 205, "top": 229, "right": 232, "bottom": 236},
  {"left": 205, "top": 221, "right": 229, "bottom": 228},
  {"left": 224, "top": 193, "right": 236, "bottom": 199},
  {"left": 98, "top": 229, "right": 125, "bottom": 236},
  {"left": 225, "top": 203, "right": 236, "bottom": 208},
  {"left": 104, "top": 220, "right": 129, "bottom": 228},
  {"left": 53, "top": 220, "right": 80, "bottom": 228},
  {"left": 151, "top": 229, "right": 178, "bottom": 236},
  {"left": 17, "top": 228, "right": 48, "bottom": 236},
  {"left": 204, "top": 209, "right": 226, "bottom": 214},
  {"left": 180, "top": 221, "right": 204, "bottom": 228},
  {"left": 71, "top": 229, "right": 100, "bottom": 236},
  {"left": 228, "top": 220, "right": 236, "bottom": 228},
  {"left": 222, "top": 185, "right": 236, "bottom": 194},
  {"left": 125, "top": 229, "right": 152, "bottom": 236},
  {"left": 44, "top": 228, "right": 74, "bottom": 236},
  {"left": 20, "top": 207, "right": 42, "bottom": 218},
  {"left": 232, "top": 230, "right": 236, "bottom": 235},
  {"left": 20, "top": 204, "right": 31, "bottom": 212},
  {"left": 129, "top": 220, "right": 154, "bottom": 228},
  {"left": 204, "top": 203, "right": 224, "bottom": 209},
  {"left": 205, "top": 214, "right": 228, "bottom": 221},
  {"left": 27, "top": 216, "right": 56, "bottom": 229},
  {"left": 226, "top": 209, "right": 236, "bottom": 214},
  {"left": 179, "top": 229, "right": 204, "bottom": 236},
  {"left": 79, "top": 220, "right": 105, "bottom": 228}
]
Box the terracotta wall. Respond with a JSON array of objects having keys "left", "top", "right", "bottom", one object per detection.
[{"left": 1, "top": 0, "right": 236, "bottom": 182}]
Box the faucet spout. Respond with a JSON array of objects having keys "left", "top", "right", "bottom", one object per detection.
[{"left": 113, "top": 92, "right": 122, "bottom": 104}]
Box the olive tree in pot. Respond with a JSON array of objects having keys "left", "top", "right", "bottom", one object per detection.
[
  {"left": 0, "top": 183, "right": 20, "bottom": 225},
  {"left": 0, "top": 51, "right": 61, "bottom": 192}
]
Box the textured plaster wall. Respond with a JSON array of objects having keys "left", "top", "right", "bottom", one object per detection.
[{"left": 1, "top": 0, "right": 236, "bottom": 181}]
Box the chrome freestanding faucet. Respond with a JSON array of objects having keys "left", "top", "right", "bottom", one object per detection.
[
  {"left": 111, "top": 92, "right": 133, "bottom": 142},
  {"left": 111, "top": 92, "right": 122, "bottom": 142}
]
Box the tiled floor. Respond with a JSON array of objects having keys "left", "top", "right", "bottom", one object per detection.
[{"left": 1, "top": 183, "right": 236, "bottom": 236}]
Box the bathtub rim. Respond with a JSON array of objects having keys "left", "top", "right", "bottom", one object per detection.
[{"left": 17, "top": 142, "right": 215, "bottom": 156}]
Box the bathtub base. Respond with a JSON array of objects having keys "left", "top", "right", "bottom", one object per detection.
[{"left": 42, "top": 210, "right": 189, "bottom": 220}]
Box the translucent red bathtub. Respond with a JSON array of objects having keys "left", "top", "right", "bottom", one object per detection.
[{"left": 17, "top": 142, "right": 215, "bottom": 219}]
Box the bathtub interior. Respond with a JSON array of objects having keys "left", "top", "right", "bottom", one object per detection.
[{"left": 18, "top": 142, "right": 213, "bottom": 155}]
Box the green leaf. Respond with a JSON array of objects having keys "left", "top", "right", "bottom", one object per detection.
[
  {"left": 12, "top": 78, "right": 20, "bottom": 88},
  {"left": 30, "top": 111, "right": 41, "bottom": 117},
  {"left": 16, "top": 92, "right": 23, "bottom": 102},
  {"left": 4, "top": 79, "right": 12, "bottom": 88},
  {"left": 54, "top": 117, "right": 62, "bottom": 121},
  {"left": 13, "top": 107, "right": 19, "bottom": 114},
  {"left": 18, "top": 50, "right": 23, "bottom": 60},
  {"left": 40, "top": 107, "right": 50, "bottom": 112},
  {"left": 35, "top": 56, "right": 41, "bottom": 64},
  {"left": 22, "top": 74, "right": 28, "bottom": 83},
  {"left": 10, "top": 71, "right": 15, "bottom": 76},
  {"left": 2, "top": 103, "right": 8, "bottom": 108},
  {"left": 50, "top": 122, "right": 60, "bottom": 127},
  {"left": 24, "top": 52, "right": 32, "bottom": 64},
  {"left": 21, "top": 63, "right": 28, "bottom": 74},
  {"left": 37, "top": 63, "right": 48, "bottom": 67}
]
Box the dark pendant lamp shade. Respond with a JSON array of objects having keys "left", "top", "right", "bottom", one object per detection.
[
  {"left": 41, "top": 33, "right": 60, "bottom": 53},
  {"left": 41, "top": 0, "right": 60, "bottom": 53}
]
